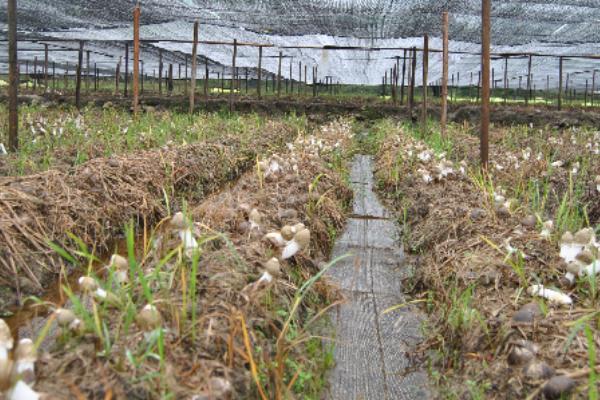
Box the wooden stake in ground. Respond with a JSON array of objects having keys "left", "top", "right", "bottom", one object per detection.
[
  {"left": 558, "top": 56, "right": 563, "bottom": 111},
  {"left": 481, "top": 0, "right": 491, "bottom": 169},
  {"left": 277, "top": 51, "right": 282, "bottom": 97},
  {"left": 44, "top": 44, "right": 49, "bottom": 92},
  {"left": 124, "top": 42, "right": 129, "bottom": 97},
  {"left": 189, "top": 20, "right": 199, "bottom": 114},
  {"left": 408, "top": 47, "right": 416, "bottom": 117},
  {"left": 230, "top": 39, "right": 237, "bottom": 112},
  {"left": 257, "top": 46, "right": 263, "bottom": 99},
  {"left": 421, "top": 34, "right": 429, "bottom": 134},
  {"left": 75, "top": 41, "right": 84, "bottom": 109},
  {"left": 7, "top": 0, "right": 18, "bottom": 151},
  {"left": 441, "top": 12, "right": 449, "bottom": 138},
  {"left": 204, "top": 58, "right": 208, "bottom": 101},
  {"left": 503, "top": 56, "right": 508, "bottom": 104},
  {"left": 526, "top": 54, "right": 532, "bottom": 105},
  {"left": 592, "top": 69, "right": 597, "bottom": 107},
  {"left": 115, "top": 59, "right": 121, "bottom": 95},
  {"left": 133, "top": 2, "right": 140, "bottom": 114},
  {"left": 400, "top": 49, "right": 407, "bottom": 105},
  {"left": 158, "top": 49, "right": 163, "bottom": 94}
]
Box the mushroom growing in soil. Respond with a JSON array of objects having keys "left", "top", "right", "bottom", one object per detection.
[
  {"left": 11, "top": 338, "right": 36, "bottom": 384},
  {"left": 522, "top": 360, "right": 555, "bottom": 381},
  {"left": 170, "top": 212, "right": 199, "bottom": 253},
  {"left": 540, "top": 220, "right": 553, "bottom": 239},
  {"left": 136, "top": 304, "right": 162, "bottom": 339},
  {"left": 542, "top": 375, "right": 576, "bottom": 399},
  {"left": 108, "top": 254, "right": 129, "bottom": 284},
  {"left": 527, "top": 284, "right": 572, "bottom": 306},
  {"left": 7, "top": 380, "right": 42, "bottom": 400},
  {"left": 0, "top": 319, "right": 14, "bottom": 390},
  {"left": 507, "top": 340, "right": 539, "bottom": 366},
  {"left": 282, "top": 228, "right": 311, "bottom": 259}
]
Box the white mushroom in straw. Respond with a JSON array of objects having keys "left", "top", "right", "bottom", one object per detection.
[
  {"left": 0, "top": 319, "right": 13, "bottom": 390},
  {"left": 264, "top": 232, "right": 286, "bottom": 247},
  {"left": 282, "top": 228, "right": 311, "bottom": 259},
  {"left": 136, "top": 304, "right": 162, "bottom": 339},
  {"left": 540, "top": 220, "right": 553, "bottom": 239},
  {"left": 527, "top": 285, "right": 572, "bottom": 306},
  {"left": 7, "top": 380, "right": 41, "bottom": 400},
  {"left": 11, "top": 338, "right": 36, "bottom": 384},
  {"left": 170, "top": 212, "right": 199, "bottom": 253},
  {"left": 108, "top": 254, "right": 129, "bottom": 284},
  {"left": 54, "top": 308, "right": 76, "bottom": 329}
]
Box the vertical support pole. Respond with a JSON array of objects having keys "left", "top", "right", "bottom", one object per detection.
[
  {"left": 441, "top": 11, "right": 449, "bottom": 138},
  {"left": 481, "top": 0, "right": 491, "bottom": 169},
  {"left": 93, "top": 62, "right": 97, "bottom": 91},
  {"left": 184, "top": 55, "right": 188, "bottom": 93},
  {"left": 44, "top": 44, "right": 49, "bottom": 92},
  {"left": 189, "top": 20, "right": 199, "bottom": 114},
  {"left": 400, "top": 49, "right": 407, "bottom": 105},
  {"left": 558, "top": 56, "right": 563, "bottom": 111},
  {"left": 245, "top": 67, "right": 249, "bottom": 94},
  {"left": 133, "top": 2, "right": 141, "bottom": 114},
  {"left": 526, "top": 54, "right": 532, "bottom": 105},
  {"left": 304, "top": 64, "right": 307, "bottom": 94},
  {"left": 124, "top": 42, "right": 129, "bottom": 97},
  {"left": 585, "top": 79, "right": 588, "bottom": 107},
  {"left": 85, "top": 50, "right": 90, "bottom": 93},
  {"left": 383, "top": 71, "right": 387, "bottom": 97},
  {"left": 158, "top": 49, "right": 163, "bottom": 94},
  {"left": 395, "top": 56, "right": 400, "bottom": 102},
  {"left": 168, "top": 64, "right": 173, "bottom": 94},
  {"left": 257, "top": 46, "right": 263, "bottom": 99},
  {"left": 546, "top": 75, "right": 549, "bottom": 105},
  {"left": 75, "top": 41, "right": 84, "bottom": 109},
  {"left": 592, "top": 70, "right": 596, "bottom": 107},
  {"left": 298, "top": 61, "right": 302, "bottom": 95},
  {"left": 409, "top": 47, "right": 417, "bottom": 117},
  {"left": 503, "top": 56, "right": 508, "bottom": 104},
  {"left": 204, "top": 58, "right": 209, "bottom": 101},
  {"left": 33, "top": 57, "right": 37, "bottom": 91},
  {"left": 53, "top": 62, "right": 56, "bottom": 91},
  {"left": 277, "top": 51, "right": 282, "bottom": 98},
  {"left": 421, "top": 34, "right": 429, "bottom": 133},
  {"left": 289, "top": 58, "right": 293, "bottom": 94},
  {"left": 313, "top": 66, "right": 318, "bottom": 97},
  {"left": 7, "top": 0, "right": 18, "bottom": 151},
  {"left": 230, "top": 39, "right": 237, "bottom": 112}
]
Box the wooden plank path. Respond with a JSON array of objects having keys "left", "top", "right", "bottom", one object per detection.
[{"left": 325, "top": 155, "right": 430, "bottom": 400}]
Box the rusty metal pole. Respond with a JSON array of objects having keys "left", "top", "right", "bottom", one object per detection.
[
  {"left": 189, "top": 20, "right": 199, "bottom": 114},
  {"left": 229, "top": 39, "right": 237, "bottom": 112},
  {"left": 133, "top": 2, "right": 140, "bottom": 114},
  {"left": 400, "top": 49, "right": 407, "bottom": 105},
  {"left": 7, "top": 0, "right": 18, "bottom": 151},
  {"left": 441, "top": 11, "right": 449, "bottom": 138},
  {"left": 481, "top": 0, "right": 491, "bottom": 169},
  {"left": 558, "top": 56, "right": 563, "bottom": 111},
  {"left": 421, "top": 34, "right": 429, "bottom": 134},
  {"left": 75, "top": 41, "right": 84, "bottom": 109},
  {"left": 277, "top": 51, "right": 282, "bottom": 97}
]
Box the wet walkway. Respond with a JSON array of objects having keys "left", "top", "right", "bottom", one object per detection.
[{"left": 325, "top": 155, "right": 429, "bottom": 400}]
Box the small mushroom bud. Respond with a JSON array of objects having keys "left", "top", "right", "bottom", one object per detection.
[
  {"left": 292, "top": 223, "right": 306, "bottom": 233},
  {"left": 521, "top": 214, "right": 537, "bottom": 227},
  {"left": 542, "top": 375, "right": 576, "bottom": 399},
  {"left": 12, "top": 338, "right": 36, "bottom": 384},
  {"left": 136, "top": 304, "right": 162, "bottom": 332},
  {"left": 265, "top": 258, "right": 282, "bottom": 278},
  {"left": 523, "top": 360, "right": 555, "bottom": 380},
  {"left": 249, "top": 209, "right": 262, "bottom": 229},
  {"left": 78, "top": 276, "right": 98, "bottom": 292},
  {"left": 280, "top": 225, "right": 295, "bottom": 241},
  {"left": 512, "top": 302, "right": 543, "bottom": 323},
  {"left": 560, "top": 231, "right": 574, "bottom": 244},
  {"left": 69, "top": 318, "right": 85, "bottom": 335},
  {"left": 295, "top": 229, "right": 311, "bottom": 249},
  {"left": 576, "top": 250, "right": 595, "bottom": 265},
  {"left": 574, "top": 228, "right": 594, "bottom": 245},
  {"left": 507, "top": 340, "right": 539, "bottom": 365},
  {"left": 0, "top": 319, "right": 14, "bottom": 353},
  {"left": 54, "top": 308, "right": 76, "bottom": 328},
  {"left": 169, "top": 212, "right": 187, "bottom": 230},
  {"left": 109, "top": 254, "right": 128, "bottom": 270}
]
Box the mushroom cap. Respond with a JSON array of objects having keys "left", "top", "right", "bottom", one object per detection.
[
  {"left": 55, "top": 308, "right": 76, "bottom": 327},
  {"left": 14, "top": 339, "right": 36, "bottom": 362},
  {"left": 292, "top": 223, "right": 306, "bottom": 233},
  {"left": 264, "top": 258, "right": 281, "bottom": 277},
  {"left": 521, "top": 215, "right": 537, "bottom": 228},
  {"left": 280, "top": 225, "right": 295, "bottom": 241},
  {"left": 109, "top": 254, "right": 128, "bottom": 270},
  {"left": 523, "top": 360, "right": 555, "bottom": 380},
  {"left": 560, "top": 231, "right": 574, "bottom": 244},
  {"left": 542, "top": 220, "right": 554, "bottom": 230},
  {"left": 294, "top": 229, "right": 311, "bottom": 249},
  {"left": 169, "top": 212, "right": 187, "bottom": 230},
  {"left": 576, "top": 250, "right": 595, "bottom": 265},
  {"left": 136, "top": 304, "right": 162, "bottom": 331},
  {"left": 512, "top": 302, "right": 543, "bottom": 323},
  {"left": 507, "top": 346, "right": 535, "bottom": 366},
  {"left": 542, "top": 375, "right": 576, "bottom": 400},
  {"left": 574, "top": 228, "right": 594, "bottom": 245},
  {"left": 78, "top": 276, "right": 98, "bottom": 292},
  {"left": 0, "top": 319, "right": 13, "bottom": 350}
]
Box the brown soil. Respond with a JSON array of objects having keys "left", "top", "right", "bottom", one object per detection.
[
  {"left": 375, "top": 125, "right": 599, "bottom": 399},
  {"left": 0, "top": 121, "right": 297, "bottom": 312}
]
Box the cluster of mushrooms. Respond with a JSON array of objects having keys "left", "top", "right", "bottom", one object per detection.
[{"left": 0, "top": 320, "right": 40, "bottom": 400}]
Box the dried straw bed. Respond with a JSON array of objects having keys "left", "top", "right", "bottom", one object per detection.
[
  {"left": 375, "top": 127, "right": 599, "bottom": 399},
  {"left": 0, "top": 121, "right": 297, "bottom": 306},
  {"left": 33, "top": 121, "right": 353, "bottom": 399}
]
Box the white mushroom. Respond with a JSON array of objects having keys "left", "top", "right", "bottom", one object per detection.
[
  {"left": 7, "top": 380, "right": 40, "bottom": 400},
  {"left": 282, "top": 229, "right": 311, "bottom": 259},
  {"left": 12, "top": 338, "right": 36, "bottom": 384},
  {"left": 527, "top": 285, "right": 572, "bottom": 305}
]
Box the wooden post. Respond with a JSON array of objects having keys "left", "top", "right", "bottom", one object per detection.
[
  {"left": 408, "top": 47, "right": 417, "bottom": 117},
  {"left": 481, "top": 0, "right": 491, "bottom": 169},
  {"left": 257, "top": 46, "right": 263, "bottom": 99},
  {"left": 124, "top": 42, "right": 129, "bottom": 97},
  {"left": 7, "top": 0, "right": 18, "bottom": 151},
  {"left": 184, "top": 55, "right": 188, "bottom": 93},
  {"left": 93, "top": 63, "right": 97, "bottom": 91},
  {"left": 75, "top": 41, "right": 84, "bottom": 109},
  {"left": 85, "top": 50, "right": 90, "bottom": 93},
  {"left": 592, "top": 70, "right": 596, "bottom": 107},
  {"left": 395, "top": 56, "right": 400, "bottom": 102},
  {"left": 298, "top": 61, "right": 302, "bottom": 95},
  {"left": 304, "top": 64, "right": 307, "bottom": 94},
  {"left": 421, "top": 34, "right": 429, "bottom": 133},
  {"left": 441, "top": 11, "right": 449, "bottom": 138},
  {"left": 158, "top": 49, "right": 163, "bottom": 94},
  {"left": 313, "top": 66, "right": 318, "bottom": 97},
  {"left": 277, "top": 51, "right": 282, "bottom": 97},
  {"left": 189, "top": 20, "right": 199, "bottom": 114},
  {"left": 503, "top": 56, "right": 508, "bottom": 104},
  {"left": 383, "top": 71, "right": 387, "bottom": 97},
  {"left": 289, "top": 58, "right": 293, "bottom": 94},
  {"left": 230, "top": 39, "right": 237, "bottom": 112},
  {"left": 204, "top": 58, "right": 209, "bottom": 101},
  {"left": 400, "top": 49, "right": 407, "bottom": 105},
  {"left": 585, "top": 79, "right": 588, "bottom": 107},
  {"left": 33, "top": 57, "right": 37, "bottom": 91},
  {"left": 133, "top": 2, "right": 140, "bottom": 114},
  {"left": 168, "top": 64, "right": 173, "bottom": 94},
  {"left": 526, "top": 54, "right": 532, "bottom": 105},
  {"left": 141, "top": 61, "right": 144, "bottom": 94},
  {"left": 44, "top": 44, "right": 49, "bottom": 92},
  {"left": 558, "top": 56, "right": 563, "bottom": 111},
  {"left": 115, "top": 59, "right": 121, "bottom": 95}
]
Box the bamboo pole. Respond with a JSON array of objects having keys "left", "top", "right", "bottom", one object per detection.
[
  {"left": 441, "top": 12, "right": 449, "bottom": 138},
  {"left": 189, "top": 20, "right": 199, "bottom": 114},
  {"left": 421, "top": 34, "right": 429, "bottom": 133},
  {"left": 481, "top": 0, "right": 491, "bottom": 169},
  {"left": 7, "top": 0, "right": 18, "bottom": 151},
  {"left": 133, "top": 2, "right": 140, "bottom": 114}
]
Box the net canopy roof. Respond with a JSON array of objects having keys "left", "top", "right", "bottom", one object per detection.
[{"left": 1, "top": 0, "right": 599, "bottom": 88}]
